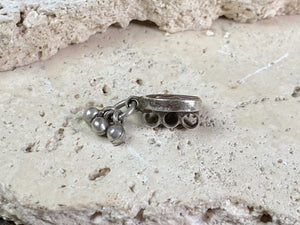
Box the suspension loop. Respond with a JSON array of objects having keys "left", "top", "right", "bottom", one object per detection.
[
  {"left": 119, "top": 100, "right": 137, "bottom": 121},
  {"left": 97, "top": 110, "right": 105, "bottom": 117},
  {"left": 101, "top": 98, "right": 138, "bottom": 123},
  {"left": 112, "top": 110, "right": 123, "bottom": 123},
  {"left": 103, "top": 109, "right": 115, "bottom": 122},
  {"left": 125, "top": 96, "right": 140, "bottom": 109},
  {"left": 101, "top": 106, "right": 115, "bottom": 117},
  {"left": 113, "top": 100, "right": 126, "bottom": 110}
]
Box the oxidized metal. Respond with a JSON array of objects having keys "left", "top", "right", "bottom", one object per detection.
[
  {"left": 133, "top": 94, "right": 201, "bottom": 128},
  {"left": 129, "top": 94, "right": 201, "bottom": 113}
]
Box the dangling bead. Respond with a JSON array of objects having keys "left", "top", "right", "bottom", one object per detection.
[
  {"left": 83, "top": 107, "right": 99, "bottom": 124},
  {"left": 91, "top": 117, "right": 109, "bottom": 136},
  {"left": 106, "top": 124, "right": 126, "bottom": 146}
]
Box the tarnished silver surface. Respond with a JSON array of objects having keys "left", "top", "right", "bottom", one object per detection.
[
  {"left": 84, "top": 94, "right": 202, "bottom": 145},
  {"left": 131, "top": 94, "right": 201, "bottom": 113},
  {"left": 135, "top": 94, "right": 201, "bottom": 129}
]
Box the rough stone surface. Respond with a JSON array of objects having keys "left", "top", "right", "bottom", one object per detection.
[
  {"left": 0, "top": 0, "right": 300, "bottom": 71},
  {"left": 0, "top": 15, "right": 300, "bottom": 225}
]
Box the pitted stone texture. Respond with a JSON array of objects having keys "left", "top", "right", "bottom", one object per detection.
[
  {"left": 0, "top": 16, "right": 300, "bottom": 224},
  {"left": 0, "top": 0, "right": 300, "bottom": 71}
]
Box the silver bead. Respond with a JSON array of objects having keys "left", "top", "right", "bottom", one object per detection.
[
  {"left": 91, "top": 117, "right": 109, "bottom": 136},
  {"left": 106, "top": 124, "right": 126, "bottom": 146},
  {"left": 84, "top": 107, "right": 99, "bottom": 124}
]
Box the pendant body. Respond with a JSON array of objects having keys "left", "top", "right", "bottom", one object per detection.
[
  {"left": 130, "top": 94, "right": 202, "bottom": 129},
  {"left": 134, "top": 94, "right": 201, "bottom": 113}
]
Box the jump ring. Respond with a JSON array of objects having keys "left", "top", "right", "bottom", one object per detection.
[
  {"left": 112, "top": 110, "right": 123, "bottom": 123},
  {"left": 104, "top": 110, "right": 114, "bottom": 121},
  {"left": 125, "top": 96, "right": 140, "bottom": 109},
  {"left": 114, "top": 100, "right": 126, "bottom": 110},
  {"left": 119, "top": 101, "right": 137, "bottom": 121},
  {"left": 102, "top": 106, "right": 115, "bottom": 113}
]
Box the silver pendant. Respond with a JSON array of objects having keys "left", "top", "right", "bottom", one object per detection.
[{"left": 83, "top": 94, "right": 202, "bottom": 146}]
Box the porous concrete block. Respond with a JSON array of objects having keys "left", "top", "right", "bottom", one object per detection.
[
  {"left": 0, "top": 15, "right": 300, "bottom": 224},
  {"left": 0, "top": 0, "right": 299, "bottom": 71}
]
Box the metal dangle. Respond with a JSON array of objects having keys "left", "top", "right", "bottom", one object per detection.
[{"left": 83, "top": 94, "right": 202, "bottom": 146}]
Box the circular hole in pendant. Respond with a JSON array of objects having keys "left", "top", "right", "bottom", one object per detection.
[
  {"left": 181, "top": 113, "right": 199, "bottom": 129},
  {"left": 143, "top": 112, "right": 160, "bottom": 128},
  {"left": 163, "top": 112, "right": 180, "bottom": 128}
]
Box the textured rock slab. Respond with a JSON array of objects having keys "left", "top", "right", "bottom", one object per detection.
[
  {"left": 0, "top": 0, "right": 300, "bottom": 71},
  {"left": 0, "top": 16, "right": 300, "bottom": 224}
]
